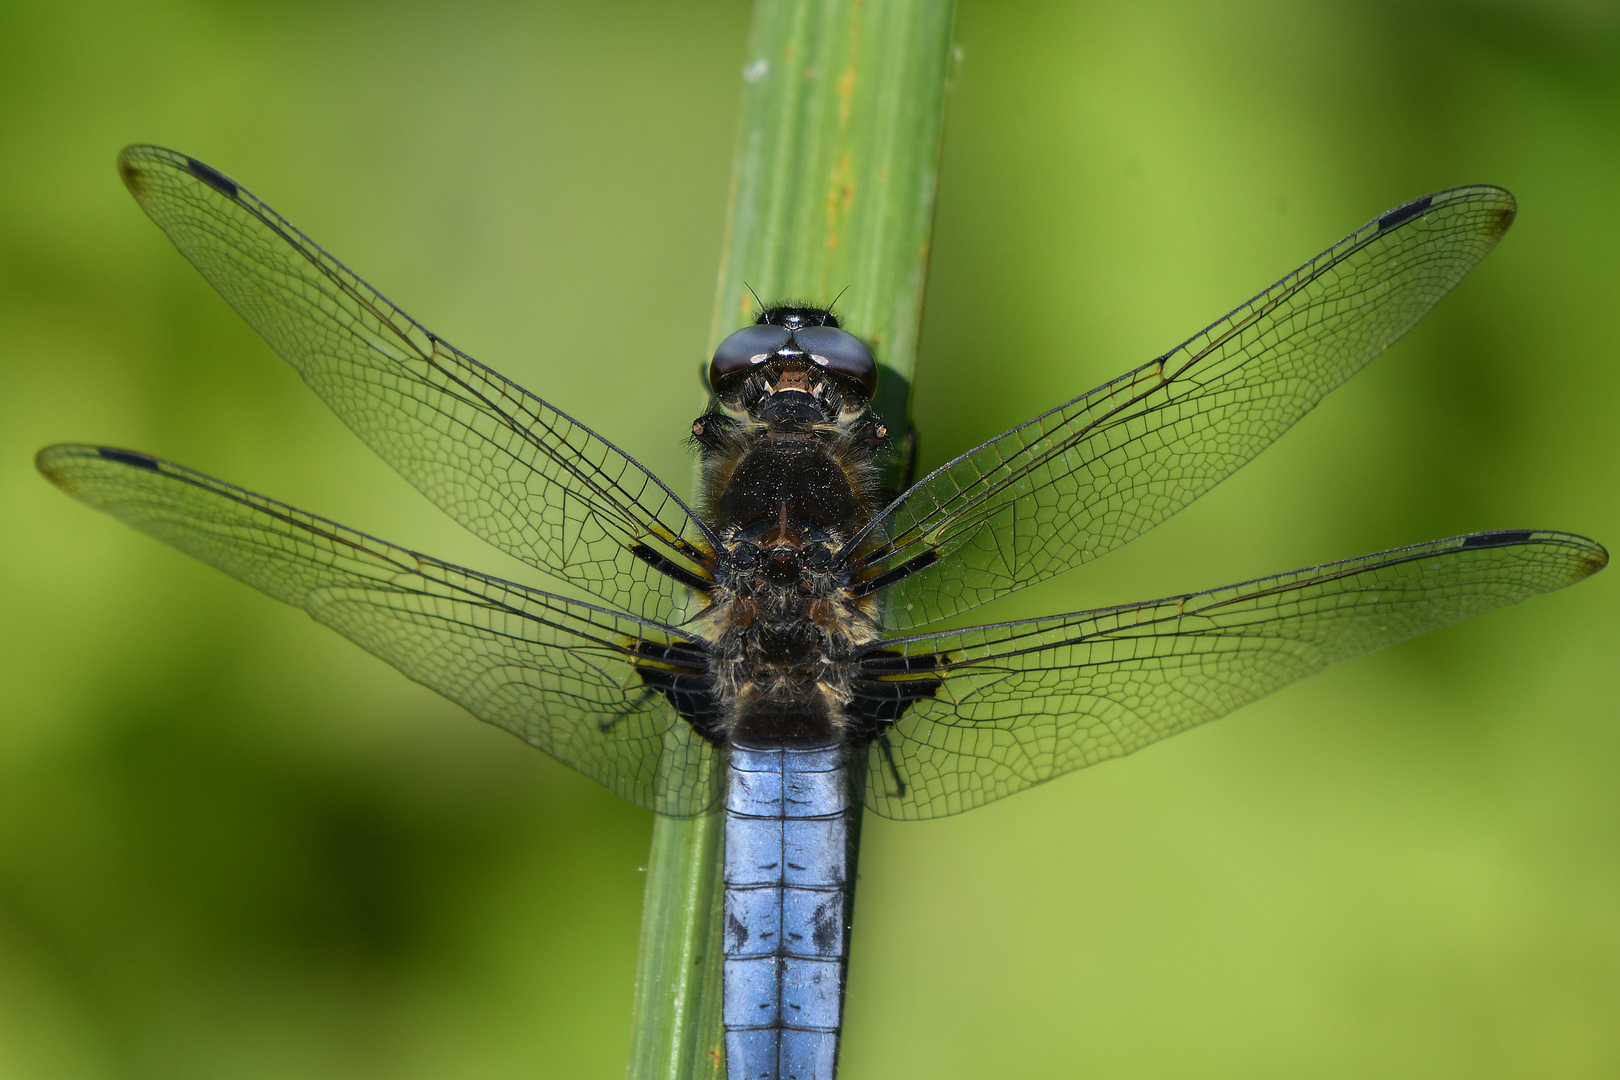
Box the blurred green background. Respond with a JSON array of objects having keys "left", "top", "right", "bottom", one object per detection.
[{"left": 2, "top": 1, "right": 1616, "bottom": 1077}]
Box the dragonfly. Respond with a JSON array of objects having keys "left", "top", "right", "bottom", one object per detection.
[{"left": 39, "top": 146, "right": 1605, "bottom": 1080}]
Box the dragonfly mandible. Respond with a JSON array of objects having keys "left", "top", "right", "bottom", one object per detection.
[{"left": 38, "top": 146, "right": 1607, "bottom": 1080}]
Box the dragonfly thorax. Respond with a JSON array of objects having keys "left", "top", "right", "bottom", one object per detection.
[{"left": 693, "top": 313, "right": 891, "bottom": 749}]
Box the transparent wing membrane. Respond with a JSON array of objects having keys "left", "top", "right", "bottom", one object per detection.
[
  {"left": 858, "top": 530, "right": 1605, "bottom": 819},
  {"left": 38, "top": 444, "right": 720, "bottom": 816},
  {"left": 47, "top": 150, "right": 1603, "bottom": 823},
  {"left": 855, "top": 187, "right": 1519, "bottom": 630},
  {"left": 116, "top": 145, "right": 714, "bottom": 623}
]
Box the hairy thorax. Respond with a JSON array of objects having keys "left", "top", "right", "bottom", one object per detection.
[{"left": 691, "top": 361, "right": 890, "bottom": 748}]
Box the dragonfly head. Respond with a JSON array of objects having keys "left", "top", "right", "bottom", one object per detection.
[{"left": 709, "top": 305, "right": 877, "bottom": 398}]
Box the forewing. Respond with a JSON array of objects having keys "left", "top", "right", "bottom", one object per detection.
[
  {"left": 37, "top": 444, "right": 720, "bottom": 817},
  {"left": 858, "top": 530, "right": 1605, "bottom": 819},
  {"left": 116, "top": 145, "right": 714, "bottom": 622},
  {"left": 853, "top": 187, "right": 1519, "bottom": 630}
]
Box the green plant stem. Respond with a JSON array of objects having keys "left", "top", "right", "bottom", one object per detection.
[{"left": 627, "top": 3, "right": 957, "bottom": 1077}]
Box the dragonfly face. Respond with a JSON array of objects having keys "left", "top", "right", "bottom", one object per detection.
[
  {"left": 709, "top": 306, "right": 879, "bottom": 395},
  {"left": 39, "top": 146, "right": 1607, "bottom": 1080}
]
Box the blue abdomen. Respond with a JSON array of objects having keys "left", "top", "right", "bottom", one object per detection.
[{"left": 723, "top": 744, "right": 852, "bottom": 1080}]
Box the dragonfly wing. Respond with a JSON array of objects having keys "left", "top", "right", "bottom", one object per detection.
[
  {"left": 853, "top": 187, "right": 1519, "bottom": 630},
  {"left": 115, "top": 145, "right": 715, "bottom": 623},
  {"left": 856, "top": 530, "right": 1605, "bottom": 819},
  {"left": 38, "top": 444, "right": 720, "bottom": 817}
]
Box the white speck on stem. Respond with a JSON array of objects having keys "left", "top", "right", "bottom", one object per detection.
[{"left": 743, "top": 58, "right": 769, "bottom": 83}]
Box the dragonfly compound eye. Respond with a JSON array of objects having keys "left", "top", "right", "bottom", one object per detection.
[
  {"left": 792, "top": 325, "right": 877, "bottom": 396},
  {"left": 710, "top": 325, "right": 793, "bottom": 389}
]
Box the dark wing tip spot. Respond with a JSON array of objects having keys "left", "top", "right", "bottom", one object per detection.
[
  {"left": 117, "top": 157, "right": 146, "bottom": 197},
  {"left": 1458, "top": 530, "right": 1609, "bottom": 582},
  {"left": 185, "top": 157, "right": 239, "bottom": 199},
  {"left": 1460, "top": 529, "right": 1535, "bottom": 550},
  {"left": 1377, "top": 195, "right": 1433, "bottom": 232},
  {"left": 97, "top": 447, "right": 162, "bottom": 471},
  {"left": 1486, "top": 203, "right": 1517, "bottom": 241}
]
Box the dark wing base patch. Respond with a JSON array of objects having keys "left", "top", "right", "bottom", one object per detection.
[{"left": 634, "top": 639, "right": 725, "bottom": 745}]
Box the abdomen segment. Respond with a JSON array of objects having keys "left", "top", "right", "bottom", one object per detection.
[{"left": 723, "top": 744, "right": 852, "bottom": 1080}]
